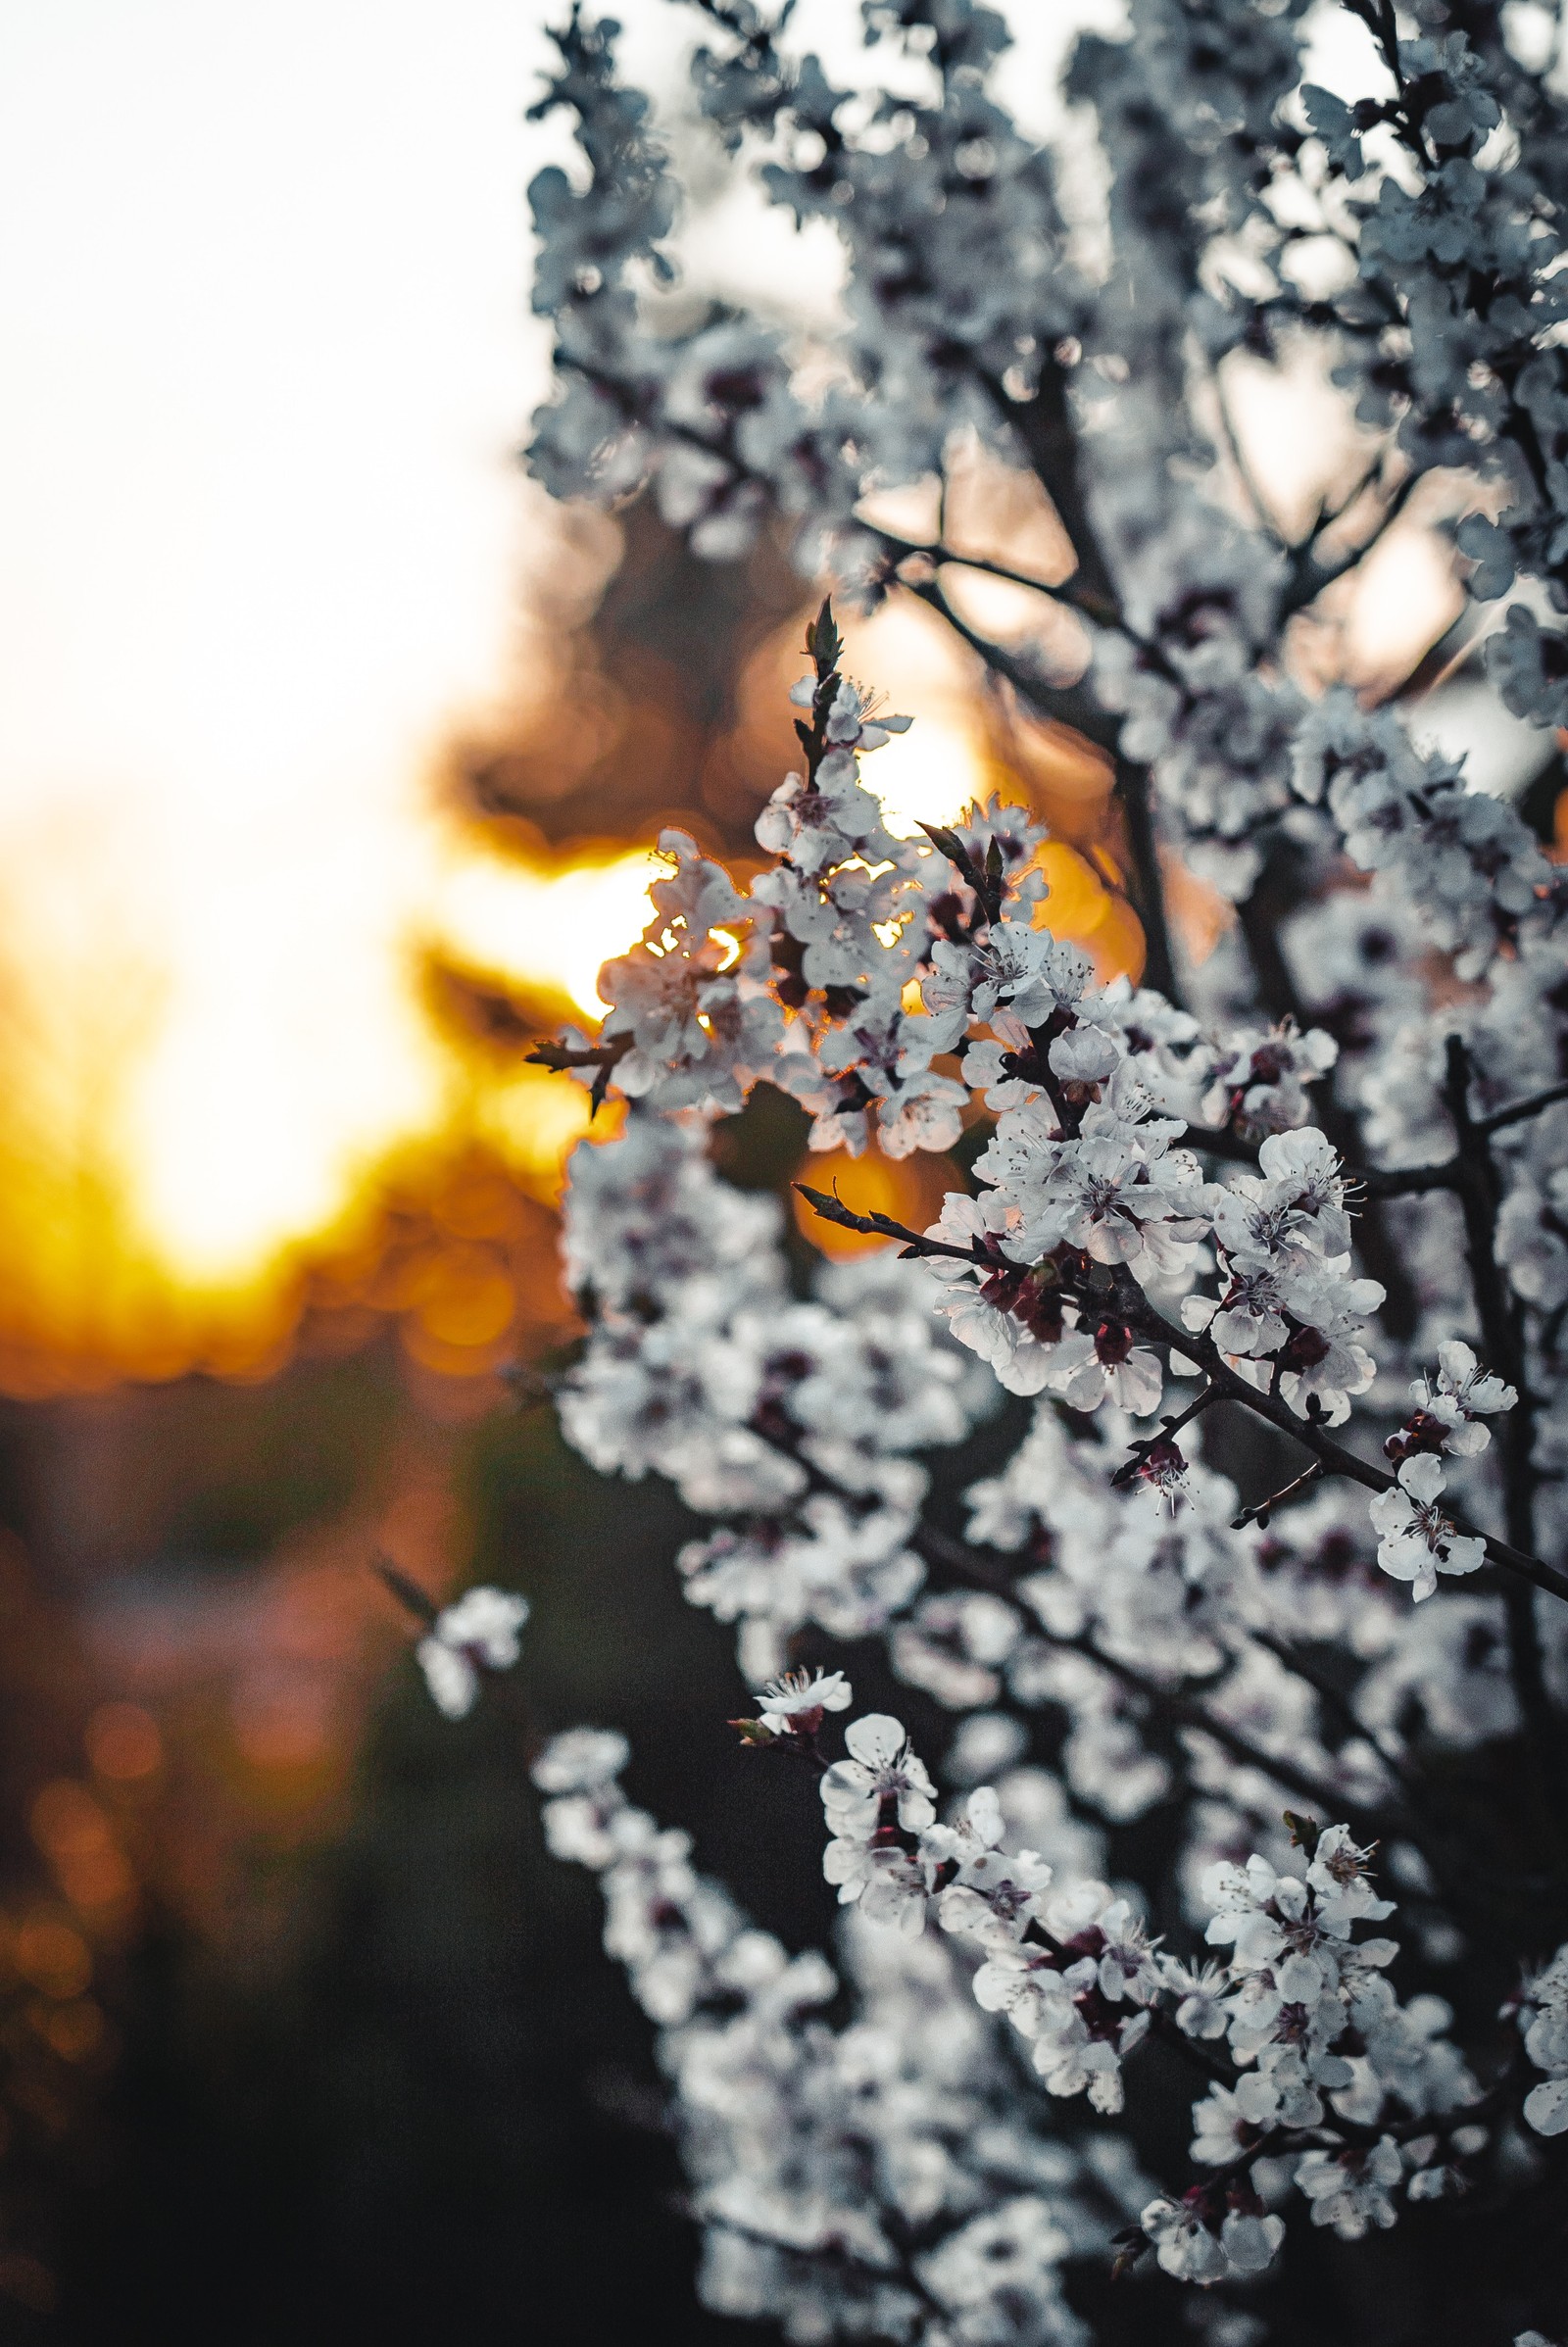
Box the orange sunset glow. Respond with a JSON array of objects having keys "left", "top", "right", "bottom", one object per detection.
[{"left": 0, "top": 569, "right": 1039, "bottom": 1393}]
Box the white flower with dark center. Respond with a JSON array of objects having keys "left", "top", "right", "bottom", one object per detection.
[
  {"left": 1191, "top": 2075, "right": 1281, "bottom": 2165},
  {"left": 1159, "top": 1956, "right": 1232, "bottom": 2040},
  {"left": 1273, "top": 1269, "right": 1384, "bottom": 1426},
  {"left": 416, "top": 1589, "right": 529, "bottom": 1720},
  {"left": 1295, "top": 2137, "right": 1402, "bottom": 2237},
  {"left": 1073, "top": 1897, "right": 1163, "bottom": 2006},
  {"left": 929, "top": 1786, "right": 1054, "bottom": 1945},
  {"left": 1200, "top": 1021, "right": 1338, "bottom": 1138},
  {"left": 970, "top": 923, "right": 1094, "bottom": 1031},
  {"left": 1409, "top": 1341, "right": 1518, "bottom": 1456},
  {"left": 1045, "top": 1320, "right": 1164, "bottom": 1416},
  {"left": 1201, "top": 1853, "right": 1339, "bottom": 1990},
  {"left": 1306, "top": 1825, "right": 1393, "bottom": 1932},
  {"left": 1370, "top": 1455, "right": 1486, "bottom": 1601},
  {"left": 756, "top": 1668, "right": 853, "bottom": 1735},
  {"left": 1209, "top": 1128, "right": 1354, "bottom": 1265},
  {"left": 971, "top": 1941, "right": 1072, "bottom": 2041},
  {"left": 1017, "top": 1134, "right": 1207, "bottom": 1275},
  {"left": 820, "top": 1714, "right": 936, "bottom": 1840},
  {"left": 821, "top": 1837, "right": 930, "bottom": 1935},
  {"left": 1139, "top": 2196, "right": 1235, "bottom": 2281},
  {"left": 1188, "top": 1262, "right": 1289, "bottom": 1359}
]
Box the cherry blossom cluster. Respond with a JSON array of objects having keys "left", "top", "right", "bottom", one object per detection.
[
  {"left": 807, "top": 1700, "right": 1483, "bottom": 2274},
  {"left": 390, "top": 2, "right": 1568, "bottom": 2336},
  {"left": 525, "top": 0, "right": 1568, "bottom": 961},
  {"left": 505, "top": 600, "right": 1568, "bottom": 2331},
  {"left": 528, "top": 1720, "right": 1140, "bottom": 2346},
  {"left": 555, "top": 1112, "right": 990, "bottom": 1680}
]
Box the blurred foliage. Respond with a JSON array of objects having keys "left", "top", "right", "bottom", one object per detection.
[{"left": 157, "top": 1361, "right": 402, "bottom": 1569}]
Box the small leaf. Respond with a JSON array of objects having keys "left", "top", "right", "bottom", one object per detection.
[{"left": 808, "top": 593, "right": 841, "bottom": 678}]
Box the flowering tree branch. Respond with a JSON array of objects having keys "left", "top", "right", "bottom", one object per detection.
[
  {"left": 795, "top": 1187, "right": 1568, "bottom": 1604},
  {"left": 399, "top": 4, "right": 1568, "bottom": 2332}
]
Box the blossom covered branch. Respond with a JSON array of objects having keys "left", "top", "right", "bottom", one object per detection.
[{"left": 396, "top": 2, "right": 1568, "bottom": 2337}]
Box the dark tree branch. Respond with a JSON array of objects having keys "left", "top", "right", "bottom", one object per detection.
[
  {"left": 1114, "top": 759, "right": 1183, "bottom": 1005},
  {"left": 902, "top": 573, "right": 1117, "bottom": 754},
  {"left": 1482, "top": 1077, "right": 1568, "bottom": 1136},
  {"left": 1232, "top": 1460, "right": 1325, "bottom": 1532},
  {"left": 894, "top": 582, "right": 1184, "bottom": 1001},
  {"left": 973, "top": 366, "right": 1185, "bottom": 1006},
  {"left": 527, "top": 1029, "right": 633, "bottom": 1114},
  {"left": 791, "top": 1188, "right": 1568, "bottom": 1603},
  {"left": 794, "top": 1184, "right": 982, "bottom": 1262},
  {"left": 1113, "top": 1270, "right": 1568, "bottom": 1603},
  {"left": 1109, "top": 1386, "right": 1220, "bottom": 1486},
  {"left": 870, "top": 523, "right": 1115, "bottom": 623},
  {"left": 1278, "top": 459, "right": 1426, "bottom": 619},
  {"left": 1441, "top": 1038, "right": 1568, "bottom": 1834},
  {"left": 698, "top": 2214, "right": 947, "bottom": 2321}
]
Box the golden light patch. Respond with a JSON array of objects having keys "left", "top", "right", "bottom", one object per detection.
[{"left": 791, "top": 1143, "right": 958, "bottom": 1262}]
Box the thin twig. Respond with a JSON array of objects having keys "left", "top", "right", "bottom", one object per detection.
[
  {"left": 902, "top": 572, "right": 1118, "bottom": 754},
  {"left": 1113, "top": 1271, "right": 1568, "bottom": 1604},
  {"left": 1233, "top": 1460, "right": 1325, "bottom": 1532},
  {"left": 1189, "top": 1117, "right": 1460, "bottom": 1198},
  {"left": 868, "top": 523, "right": 1115, "bottom": 623},
  {"left": 1246, "top": 1627, "right": 1416, "bottom": 1800},
  {"left": 1481, "top": 1077, "right": 1568, "bottom": 1136},
  {"left": 1280, "top": 461, "right": 1426, "bottom": 619},
  {"left": 1110, "top": 1386, "right": 1220, "bottom": 1486},
  {"left": 698, "top": 2214, "right": 947, "bottom": 2319}
]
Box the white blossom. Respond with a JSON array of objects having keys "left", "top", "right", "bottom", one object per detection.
[
  {"left": 415, "top": 1588, "right": 529, "bottom": 1720},
  {"left": 755, "top": 1668, "right": 854, "bottom": 1734},
  {"left": 1295, "top": 2138, "right": 1402, "bottom": 2239},
  {"left": 1370, "top": 1455, "right": 1487, "bottom": 1603}
]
